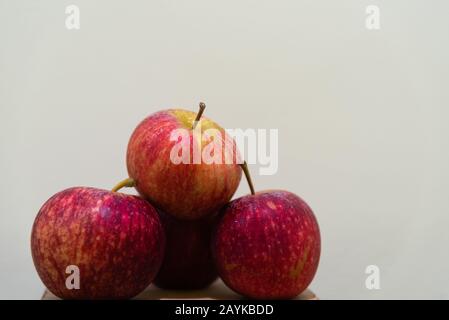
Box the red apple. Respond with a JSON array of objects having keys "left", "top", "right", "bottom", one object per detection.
[
  {"left": 212, "top": 164, "right": 321, "bottom": 299},
  {"left": 125, "top": 103, "right": 242, "bottom": 220},
  {"left": 153, "top": 211, "right": 218, "bottom": 289},
  {"left": 31, "top": 187, "right": 165, "bottom": 299}
]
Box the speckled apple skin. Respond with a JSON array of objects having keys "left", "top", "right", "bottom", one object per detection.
[
  {"left": 31, "top": 187, "right": 165, "bottom": 299},
  {"left": 213, "top": 190, "right": 321, "bottom": 299},
  {"left": 126, "top": 109, "right": 242, "bottom": 220},
  {"left": 154, "top": 211, "right": 218, "bottom": 289}
]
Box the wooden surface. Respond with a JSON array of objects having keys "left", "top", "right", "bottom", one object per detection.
[{"left": 41, "top": 279, "right": 317, "bottom": 300}]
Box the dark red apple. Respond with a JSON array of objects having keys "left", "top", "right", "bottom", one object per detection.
[
  {"left": 31, "top": 187, "right": 165, "bottom": 299},
  {"left": 124, "top": 103, "right": 242, "bottom": 220},
  {"left": 153, "top": 211, "right": 218, "bottom": 289},
  {"left": 212, "top": 164, "right": 321, "bottom": 299}
]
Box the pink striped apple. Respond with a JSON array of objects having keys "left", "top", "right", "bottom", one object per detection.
[
  {"left": 31, "top": 187, "right": 165, "bottom": 299},
  {"left": 123, "top": 103, "right": 242, "bottom": 220},
  {"left": 213, "top": 163, "right": 321, "bottom": 299}
]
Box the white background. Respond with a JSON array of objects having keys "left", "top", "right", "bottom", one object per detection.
[{"left": 1, "top": 0, "right": 448, "bottom": 299}]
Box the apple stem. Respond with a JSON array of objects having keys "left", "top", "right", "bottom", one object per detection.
[
  {"left": 111, "top": 178, "right": 136, "bottom": 192},
  {"left": 240, "top": 161, "right": 256, "bottom": 195},
  {"left": 192, "top": 102, "right": 206, "bottom": 130}
]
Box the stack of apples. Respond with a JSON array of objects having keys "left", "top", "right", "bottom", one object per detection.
[{"left": 31, "top": 103, "right": 321, "bottom": 299}]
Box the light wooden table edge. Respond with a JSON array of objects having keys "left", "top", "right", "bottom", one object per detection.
[{"left": 41, "top": 279, "right": 318, "bottom": 300}]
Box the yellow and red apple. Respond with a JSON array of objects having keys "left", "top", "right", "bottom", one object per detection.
[{"left": 126, "top": 105, "right": 242, "bottom": 220}]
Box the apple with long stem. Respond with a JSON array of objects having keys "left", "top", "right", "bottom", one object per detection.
[
  {"left": 114, "top": 102, "right": 242, "bottom": 220},
  {"left": 31, "top": 187, "right": 165, "bottom": 299},
  {"left": 212, "top": 162, "right": 321, "bottom": 299}
]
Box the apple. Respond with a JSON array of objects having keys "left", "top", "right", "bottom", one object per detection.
[
  {"left": 212, "top": 163, "right": 321, "bottom": 299},
  {"left": 123, "top": 103, "right": 242, "bottom": 220},
  {"left": 31, "top": 187, "right": 165, "bottom": 299},
  {"left": 153, "top": 211, "right": 218, "bottom": 289}
]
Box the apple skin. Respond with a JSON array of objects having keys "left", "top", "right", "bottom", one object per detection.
[
  {"left": 126, "top": 109, "right": 242, "bottom": 220},
  {"left": 212, "top": 190, "right": 320, "bottom": 299},
  {"left": 31, "top": 187, "right": 165, "bottom": 299},
  {"left": 153, "top": 211, "right": 218, "bottom": 289}
]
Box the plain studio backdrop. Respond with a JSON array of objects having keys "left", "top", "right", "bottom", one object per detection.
[{"left": 1, "top": 0, "right": 448, "bottom": 299}]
